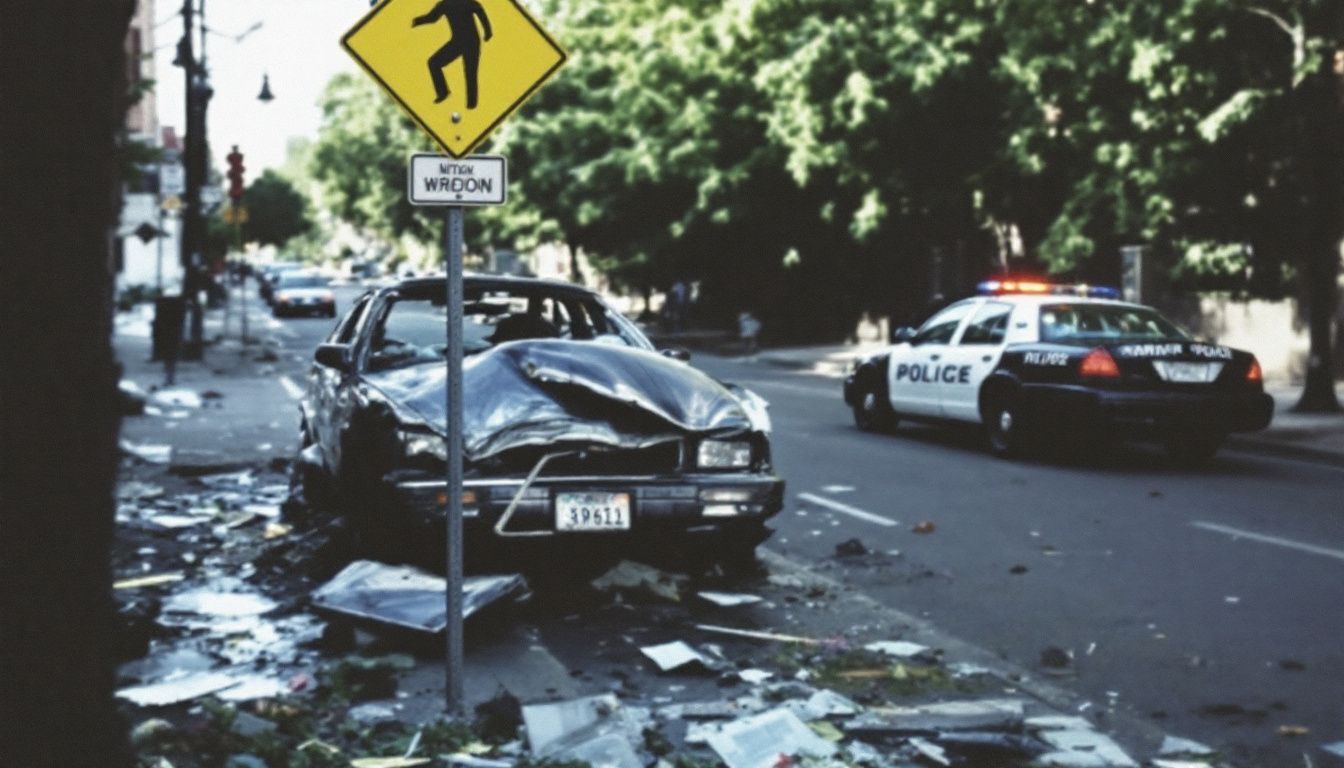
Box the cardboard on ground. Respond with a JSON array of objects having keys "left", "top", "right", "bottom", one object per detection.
[{"left": 343, "top": 0, "right": 566, "bottom": 158}]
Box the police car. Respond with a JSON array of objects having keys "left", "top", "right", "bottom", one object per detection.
[{"left": 842, "top": 280, "right": 1274, "bottom": 462}]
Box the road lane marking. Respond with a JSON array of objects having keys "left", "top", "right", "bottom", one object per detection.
[
  {"left": 739, "top": 379, "right": 835, "bottom": 398},
  {"left": 279, "top": 375, "right": 304, "bottom": 401},
  {"left": 798, "top": 492, "right": 898, "bottom": 527},
  {"left": 1191, "top": 521, "right": 1344, "bottom": 563}
]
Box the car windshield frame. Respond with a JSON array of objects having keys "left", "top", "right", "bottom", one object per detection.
[
  {"left": 1038, "top": 302, "right": 1190, "bottom": 346},
  {"left": 277, "top": 274, "right": 329, "bottom": 289},
  {"left": 360, "top": 281, "right": 654, "bottom": 373}
]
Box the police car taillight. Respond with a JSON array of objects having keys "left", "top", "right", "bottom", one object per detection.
[
  {"left": 1246, "top": 357, "right": 1263, "bottom": 382},
  {"left": 1079, "top": 347, "right": 1120, "bottom": 378}
]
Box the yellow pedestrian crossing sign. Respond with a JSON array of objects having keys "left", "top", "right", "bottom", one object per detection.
[{"left": 343, "top": 0, "right": 566, "bottom": 158}]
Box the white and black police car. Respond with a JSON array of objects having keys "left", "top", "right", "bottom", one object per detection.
[{"left": 842, "top": 280, "right": 1274, "bottom": 462}]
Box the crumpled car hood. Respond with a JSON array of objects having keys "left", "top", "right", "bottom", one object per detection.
[{"left": 366, "top": 339, "right": 756, "bottom": 460}]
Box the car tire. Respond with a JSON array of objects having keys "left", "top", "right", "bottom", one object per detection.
[
  {"left": 326, "top": 306, "right": 337, "bottom": 318},
  {"left": 1164, "top": 431, "right": 1224, "bottom": 465},
  {"left": 986, "top": 395, "right": 1033, "bottom": 458},
  {"left": 852, "top": 384, "right": 896, "bottom": 432}
]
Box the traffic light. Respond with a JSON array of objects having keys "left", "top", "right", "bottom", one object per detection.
[{"left": 226, "top": 145, "right": 245, "bottom": 201}]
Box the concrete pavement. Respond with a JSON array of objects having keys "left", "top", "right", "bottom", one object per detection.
[{"left": 744, "top": 343, "right": 1344, "bottom": 466}]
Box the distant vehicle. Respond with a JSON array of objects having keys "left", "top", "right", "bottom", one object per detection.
[
  {"left": 843, "top": 280, "right": 1273, "bottom": 463},
  {"left": 259, "top": 262, "right": 304, "bottom": 304},
  {"left": 292, "top": 275, "right": 783, "bottom": 570},
  {"left": 271, "top": 272, "right": 337, "bottom": 318}
]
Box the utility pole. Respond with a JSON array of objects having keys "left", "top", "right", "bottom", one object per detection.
[{"left": 179, "top": 0, "right": 211, "bottom": 359}]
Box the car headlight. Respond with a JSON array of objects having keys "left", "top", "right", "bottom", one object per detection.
[
  {"left": 399, "top": 429, "right": 448, "bottom": 462},
  {"left": 697, "top": 439, "right": 752, "bottom": 469}
]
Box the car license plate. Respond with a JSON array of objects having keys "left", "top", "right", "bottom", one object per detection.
[
  {"left": 1154, "top": 361, "right": 1223, "bottom": 383},
  {"left": 555, "top": 492, "right": 631, "bottom": 532}
]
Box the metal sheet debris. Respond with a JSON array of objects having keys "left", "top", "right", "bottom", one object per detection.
[
  {"left": 1026, "top": 716, "right": 1096, "bottom": 731},
  {"left": 311, "top": 560, "right": 528, "bottom": 633},
  {"left": 909, "top": 736, "right": 950, "bottom": 766},
  {"left": 844, "top": 699, "right": 1024, "bottom": 734},
  {"left": 121, "top": 440, "right": 173, "bottom": 464},
  {"left": 1158, "top": 735, "right": 1214, "bottom": 756},
  {"left": 523, "top": 694, "right": 620, "bottom": 753},
  {"left": 782, "top": 689, "right": 860, "bottom": 720},
  {"left": 863, "top": 640, "right": 930, "bottom": 658},
  {"left": 116, "top": 672, "right": 241, "bottom": 706},
  {"left": 698, "top": 591, "right": 764, "bottom": 607},
  {"left": 1038, "top": 729, "right": 1137, "bottom": 767},
  {"left": 641, "top": 641, "right": 712, "bottom": 672},
  {"left": 704, "top": 708, "right": 838, "bottom": 768}
]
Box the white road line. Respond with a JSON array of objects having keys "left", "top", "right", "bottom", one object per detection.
[
  {"left": 741, "top": 379, "right": 835, "bottom": 398},
  {"left": 1191, "top": 521, "right": 1344, "bottom": 563},
  {"left": 798, "top": 492, "right": 898, "bottom": 527},
  {"left": 278, "top": 375, "right": 304, "bottom": 401}
]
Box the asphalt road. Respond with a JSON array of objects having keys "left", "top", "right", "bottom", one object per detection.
[
  {"left": 229, "top": 295, "right": 1341, "bottom": 766},
  {"left": 694, "top": 353, "right": 1344, "bottom": 767}
]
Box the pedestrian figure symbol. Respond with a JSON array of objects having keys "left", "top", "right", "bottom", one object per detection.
[{"left": 413, "top": 0, "right": 493, "bottom": 109}]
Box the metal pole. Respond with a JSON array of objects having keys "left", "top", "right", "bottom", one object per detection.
[
  {"left": 444, "top": 206, "right": 465, "bottom": 715},
  {"left": 156, "top": 207, "right": 164, "bottom": 293}
]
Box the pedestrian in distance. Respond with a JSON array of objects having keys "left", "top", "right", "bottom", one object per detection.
[{"left": 738, "top": 310, "right": 761, "bottom": 355}]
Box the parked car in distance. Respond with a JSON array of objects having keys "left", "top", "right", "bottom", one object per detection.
[
  {"left": 843, "top": 279, "right": 1273, "bottom": 463},
  {"left": 293, "top": 275, "right": 784, "bottom": 571},
  {"left": 271, "top": 272, "right": 337, "bottom": 318},
  {"left": 259, "top": 261, "right": 304, "bottom": 304}
]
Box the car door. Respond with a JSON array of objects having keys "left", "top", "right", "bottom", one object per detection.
[
  {"left": 939, "top": 300, "right": 1015, "bottom": 422},
  {"left": 886, "top": 300, "right": 976, "bottom": 417},
  {"left": 312, "top": 295, "right": 371, "bottom": 469}
]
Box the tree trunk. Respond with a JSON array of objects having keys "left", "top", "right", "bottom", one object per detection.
[
  {"left": 1293, "top": 43, "right": 1343, "bottom": 413},
  {"left": 0, "top": 2, "right": 135, "bottom": 766}
]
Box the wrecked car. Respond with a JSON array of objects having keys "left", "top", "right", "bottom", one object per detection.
[{"left": 294, "top": 276, "right": 783, "bottom": 569}]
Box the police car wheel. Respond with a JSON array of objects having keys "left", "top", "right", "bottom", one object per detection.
[
  {"left": 853, "top": 388, "right": 896, "bottom": 432},
  {"left": 986, "top": 399, "right": 1031, "bottom": 457}
]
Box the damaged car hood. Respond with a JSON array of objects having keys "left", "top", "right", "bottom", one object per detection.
[{"left": 366, "top": 340, "right": 758, "bottom": 460}]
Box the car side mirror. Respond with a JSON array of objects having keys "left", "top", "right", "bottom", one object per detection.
[
  {"left": 314, "top": 343, "right": 351, "bottom": 372},
  {"left": 892, "top": 327, "right": 917, "bottom": 344},
  {"left": 660, "top": 347, "right": 692, "bottom": 362}
]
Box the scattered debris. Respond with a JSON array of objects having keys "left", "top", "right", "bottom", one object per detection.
[
  {"left": 705, "top": 708, "right": 837, "bottom": 768},
  {"left": 114, "top": 573, "right": 185, "bottom": 590},
  {"left": 592, "top": 560, "right": 688, "bottom": 603},
  {"left": 1009, "top": 564, "right": 1029, "bottom": 575},
  {"left": 1321, "top": 741, "right": 1344, "bottom": 758},
  {"left": 844, "top": 698, "right": 1024, "bottom": 734},
  {"left": 1027, "top": 715, "right": 1096, "bottom": 731},
  {"left": 782, "top": 689, "right": 859, "bottom": 720},
  {"left": 349, "top": 758, "right": 431, "bottom": 768},
  {"left": 908, "top": 736, "right": 950, "bottom": 766},
  {"left": 152, "top": 388, "right": 205, "bottom": 409},
  {"left": 121, "top": 440, "right": 173, "bottom": 464},
  {"left": 1037, "top": 729, "right": 1137, "bottom": 767},
  {"left": 522, "top": 694, "right": 647, "bottom": 768},
  {"left": 1040, "top": 646, "right": 1073, "bottom": 672},
  {"left": 697, "top": 591, "right": 764, "bottom": 608},
  {"left": 863, "top": 640, "right": 930, "bottom": 659},
  {"left": 311, "top": 560, "right": 529, "bottom": 633},
  {"left": 116, "top": 671, "right": 241, "bottom": 706},
  {"left": 912, "top": 521, "right": 936, "bottom": 534},
  {"left": 834, "top": 538, "right": 869, "bottom": 557},
  {"left": 1158, "top": 735, "right": 1214, "bottom": 756},
  {"left": 641, "top": 641, "right": 714, "bottom": 673},
  {"left": 737, "top": 669, "right": 772, "bottom": 685},
  {"left": 694, "top": 624, "right": 820, "bottom": 645},
  {"left": 119, "top": 481, "right": 165, "bottom": 501},
  {"left": 162, "top": 590, "right": 277, "bottom": 619},
  {"left": 1277, "top": 724, "right": 1309, "bottom": 737}
]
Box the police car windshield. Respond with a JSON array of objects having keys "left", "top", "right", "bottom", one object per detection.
[{"left": 1039, "top": 304, "right": 1189, "bottom": 345}]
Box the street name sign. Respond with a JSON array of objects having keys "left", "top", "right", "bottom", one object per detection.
[
  {"left": 342, "top": 0, "right": 567, "bottom": 158},
  {"left": 408, "top": 154, "right": 506, "bottom": 206}
]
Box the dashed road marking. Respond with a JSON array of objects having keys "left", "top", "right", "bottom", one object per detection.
[
  {"left": 798, "top": 492, "right": 898, "bottom": 527},
  {"left": 1191, "top": 521, "right": 1344, "bottom": 563},
  {"left": 279, "top": 375, "right": 304, "bottom": 401}
]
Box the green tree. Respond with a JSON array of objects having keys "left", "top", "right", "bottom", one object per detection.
[{"left": 244, "top": 169, "right": 312, "bottom": 247}]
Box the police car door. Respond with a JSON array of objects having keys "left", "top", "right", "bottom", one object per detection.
[
  {"left": 939, "top": 300, "right": 1014, "bottom": 422},
  {"left": 886, "top": 300, "right": 976, "bottom": 417}
]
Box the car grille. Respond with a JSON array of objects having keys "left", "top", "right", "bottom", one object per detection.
[{"left": 484, "top": 441, "right": 684, "bottom": 477}]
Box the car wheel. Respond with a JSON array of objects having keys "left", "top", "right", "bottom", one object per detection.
[
  {"left": 1164, "top": 431, "right": 1224, "bottom": 465},
  {"left": 852, "top": 384, "right": 896, "bottom": 432},
  {"left": 986, "top": 396, "right": 1033, "bottom": 458},
  {"left": 327, "top": 305, "right": 337, "bottom": 318},
  {"left": 287, "top": 426, "right": 333, "bottom": 522}
]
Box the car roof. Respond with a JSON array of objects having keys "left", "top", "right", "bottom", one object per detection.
[
  {"left": 394, "top": 274, "right": 599, "bottom": 298},
  {"left": 977, "top": 294, "right": 1152, "bottom": 311}
]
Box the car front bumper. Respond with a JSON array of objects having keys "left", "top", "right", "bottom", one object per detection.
[{"left": 1020, "top": 384, "right": 1274, "bottom": 436}]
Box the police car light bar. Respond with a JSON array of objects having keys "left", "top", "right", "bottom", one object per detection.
[{"left": 976, "top": 280, "right": 1121, "bottom": 300}]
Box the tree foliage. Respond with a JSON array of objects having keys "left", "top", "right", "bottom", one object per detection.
[{"left": 243, "top": 169, "right": 312, "bottom": 247}]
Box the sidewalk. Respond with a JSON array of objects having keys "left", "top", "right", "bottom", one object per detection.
[{"left": 749, "top": 343, "right": 1344, "bottom": 467}]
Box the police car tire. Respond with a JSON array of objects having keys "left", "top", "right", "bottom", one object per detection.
[
  {"left": 986, "top": 397, "right": 1033, "bottom": 458},
  {"left": 853, "top": 387, "right": 897, "bottom": 432}
]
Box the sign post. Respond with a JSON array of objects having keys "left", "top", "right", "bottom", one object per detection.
[{"left": 343, "top": 0, "right": 564, "bottom": 716}]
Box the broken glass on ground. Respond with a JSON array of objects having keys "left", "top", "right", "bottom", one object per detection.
[{"left": 311, "top": 560, "right": 528, "bottom": 633}]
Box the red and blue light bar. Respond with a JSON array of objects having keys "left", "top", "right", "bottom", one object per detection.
[{"left": 976, "top": 279, "right": 1121, "bottom": 300}]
